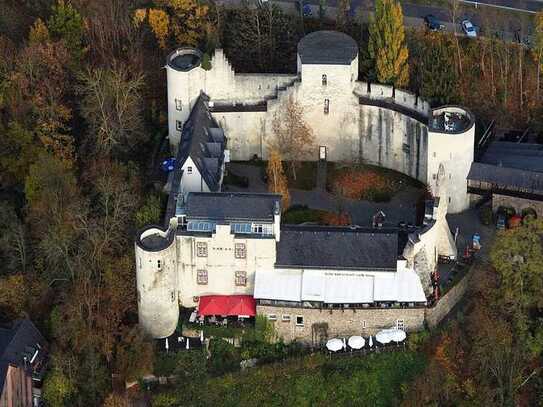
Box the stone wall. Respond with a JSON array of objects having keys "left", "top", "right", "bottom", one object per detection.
[
  {"left": 257, "top": 305, "right": 425, "bottom": 344},
  {"left": 425, "top": 268, "right": 472, "bottom": 329},
  {"left": 492, "top": 193, "right": 543, "bottom": 218}
]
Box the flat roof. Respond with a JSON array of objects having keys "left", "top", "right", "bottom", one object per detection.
[
  {"left": 183, "top": 192, "right": 281, "bottom": 222},
  {"left": 480, "top": 141, "right": 543, "bottom": 173}
]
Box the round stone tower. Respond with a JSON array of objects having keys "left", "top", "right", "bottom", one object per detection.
[
  {"left": 166, "top": 48, "right": 205, "bottom": 150},
  {"left": 135, "top": 225, "right": 179, "bottom": 338}
]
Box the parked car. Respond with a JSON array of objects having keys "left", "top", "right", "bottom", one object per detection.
[
  {"left": 424, "top": 15, "right": 445, "bottom": 31},
  {"left": 461, "top": 19, "right": 477, "bottom": 38}
]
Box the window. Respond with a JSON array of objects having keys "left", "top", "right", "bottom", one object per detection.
[
  {"left": 322, "top": 74, "right": 327, "bottom": 86},
  {"left": 433, "top": 152, "right": 436, "bottom": 158},
  {"left": 251, "top": 223, "right": 273, "bottom": 235},
  {"left": 281, "top": 315, "right": 291, "bottom": 322},
  {"left": 197, "top": 270, "right": 208, "bottom": 285},
  {"left": 187, "top": 221, "right": 215, "bottom": 232},
  {"left": 171, "top": 291, "right": 175, "bottom": 302},
  {"left": 252, "top": 224, "right": 263, "bottom": 234},
  {"left": 449, "top": 173, "right": 452, "bottom": 179},
  {"left": 175, "top": 98, "right": 182, "bottom": 111},
  {"left": 362, "top": 320, "right": 366, "bottom": 329},
  {"left": 231, "top": 223, "right": 252, "bottom": 234},
  {"left": 296, "top": 316, "right": 304, "bottom": 326},
  {"left": 187, "top": 166, "right": 193, "bottom": 174},
  {"left": 432, "top": 173, "right": 437, "bottom": 180},
  {"left": 396, "top": 319, "right": 405, "bottom": 330},
  {"left": 324, "top": 99, "right": 330, "bottom": 114},
  {"left": 176, "top": 120, "right": 183, "bottom": 131},
  {"left": 235, "top": 243, "right": 246, "bottom": 259},
  {"left": 267, "top": 314, "right": 277, "bottom": 321},
  {"left": 196, "top": 242, "right": 208, "bottom": 257},
  {"left": 449, "top": 197, "right": 451, "bottom": 203},
  {"left": 235, "top": 271, "right": 247, "bottom": 286},
  {"left": 157, "top": 260, "right": 162, "bottom": 270}
]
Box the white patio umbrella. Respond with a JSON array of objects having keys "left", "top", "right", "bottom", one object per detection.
[
  {"left": 376, "top": 330, "right": 392, "bottom": 345},
  {"left": 389, "top": 329, "right": 407, "bottom": 343},
  {"left": 200, "top": 330, "right": 204, "bottom": 343},
  {"left": 326, "top": 338, "right": 343, "bottom": 352},
  {"left": 342, "top": 337, "right": 347, "bottom": 351},
  {"left": 368, "top": 335, "right": 373, "bottom": 348},
  {"left": 348, "top": 336, "right": 365, "bottom": 350},
  {"left": 186, "top": 337, "right": 190, "bottom": 350},
  {"left": 165, "top": 338, "right": 169, "bottom": 351}
]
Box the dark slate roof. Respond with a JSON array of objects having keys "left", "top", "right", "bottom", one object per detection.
[
  {"left": 176, "top": 94, "right": 226, "bottom": 193},
  {"left": 298, "top": 31, "right": 358, "bottom": 65},
  {"left": 468, "top": 162, "right": 543, "bottom": 193},
  {"left": 184, "top": 192, "right": 281, "bottom": 222},
  {"left": 276, "top": 226, "right": 399, "bottom": 270},
  {"left": 0, "top": 319, "right": 46, "bottom": 392},
  {"left": 480, "top": 142, "right": 543, "bottom": 173}
]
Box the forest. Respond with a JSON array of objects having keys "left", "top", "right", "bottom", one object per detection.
[{"left": 0, "top": 0, "right": 543, "bottom": 405}]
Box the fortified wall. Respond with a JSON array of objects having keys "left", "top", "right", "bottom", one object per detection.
[{"left": 165, "top": 31, "right": 474, "bottom": 213}]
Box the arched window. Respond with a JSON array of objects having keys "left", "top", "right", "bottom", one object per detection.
[{"left": 322, "top": 74, "right": 327, "bottom": 86}]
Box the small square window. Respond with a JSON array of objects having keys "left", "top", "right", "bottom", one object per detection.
[
  {"left": 362, "top": 320, "right": 366, "bottom": 329},
  {"left": 197, "top": 269, "right": 208, "bottom": 285},
  {"left": 157, "top": 260, "right": 162, "bottom": 270},
  {"left": 295, "top": 316, "right": 304, "bottom": 326},
  {"left": 322, "top": 74, "right": 327, "bottom": 86},
  {"left": 187, "top": 166, "right": 193, "bottom": 174},
  {"left": 267, "top": 314, "right": 277, "bottom": 321},
  {"left": 235, "top": 270, "right": 247, "bottom": 286},
  {"left": 235, "top": 243, "right": 246, "bottom": 259},
  {"left": 281, "top": 315, "right": 291, "bottom": 322},
  {"left": 171, "top": 291, "right": 175, "bottom": 302},
  {"left": 196, "top": 242, "right": 208, "bottom": 257},
  {"left": 432, "top": 173, "right": 437, "bottom": 180},
  {"left": 324, "top": 99, "right": 329, "bottom": 114},
  {"left": 175, "top": 98, "right": 182, "bottom": 111},
  {"left": 176, "top": 120, "right": 183, "bottom": 131},
  {"left": 252, "top": 224, "right": 263, "bottom": 234}
]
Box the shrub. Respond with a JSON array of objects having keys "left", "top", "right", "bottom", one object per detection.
[
  {"left": 496, "top": 205, "right": 516, "bottom": 219},
  {"left": 282, "top": 207, "right": 326, "bottom": 224},
  {"left": 331, "top": 168, "right": 392, "bottom": 201},
  {"left": 479, "top": 206, "right": 493, "bottom": 225},
  {"left": 135, "top": 194, "right": 163, "bottom": 229},
  {"left": 208, "top": 339, "right": 241, "bottom": 376},
  {"left": 201, "top": 52, "right": 212, "bottom": 70}
]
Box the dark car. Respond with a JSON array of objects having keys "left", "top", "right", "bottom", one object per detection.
[{"left": 424, "top": 15, "right": 445, "bottom": 31}]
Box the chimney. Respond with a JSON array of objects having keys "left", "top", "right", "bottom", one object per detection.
[{"left": 274, "top": 200, "right": 281, "bottom": 242}]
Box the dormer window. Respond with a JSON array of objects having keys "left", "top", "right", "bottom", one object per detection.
[{"left": 322, "top": 74, "right": 327, "bottom": 86}]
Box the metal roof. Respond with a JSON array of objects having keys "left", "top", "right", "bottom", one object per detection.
[{"left": 468, "top": 162, "right": 543, "bottom": 193}]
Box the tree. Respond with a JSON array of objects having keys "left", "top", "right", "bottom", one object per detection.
[
  {"left": 114, "top": 326, "right": 154, "bottom": 382},
  {"left": 368, "top": 0, "right": 409, "bottom": 87},
  {"left": 147, "top": 8, "right": 170, "bottom": 50},
  {"left": 534, "top": 12, "right": 543, "bottom": 100},
  {"left": 135, "top": 194, "right": 163, "bottom": 229},
  {"left": 28, "top": 18, "right": 50, "bottom": 45},
  {"left": 77, "top": 64, "right": 145, "bottom": 156},
  {"left": 156, "top": 0, "right": 209, "bottom": 47},
  {"left": 47, "top": 0, "right": 85, "bottom": 62},
  {"left": 270, "top": 97, "right": 315, "bottom": 180},
  {"left": 266, "top": 148, "right": 290, "bottom": 211},
  {"left": 336, "top": 0, "right": 350, "bottom": 31},
  {"left": 0, "top": 202, "right": 28, "bottom": 274},
  {"left": 42, "top": 369, "right": 76, "bottom": 407}
]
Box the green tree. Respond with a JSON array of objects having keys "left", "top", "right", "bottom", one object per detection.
[
  {"left": 47, "top": 0, "right": 85, "bottom": 62},
  {"left": 368, "top": 0, "right": 409, "bottom": 87},
  {"left": 135, "top": 194, "right": 163, "bottom": 229},
  {"left": 42, "top": 369, "right": 75, "bottom": 407}
]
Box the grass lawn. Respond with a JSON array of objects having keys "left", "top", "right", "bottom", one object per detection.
[{"left": 201, "top": 351, "right": 426, "bottom": 407}]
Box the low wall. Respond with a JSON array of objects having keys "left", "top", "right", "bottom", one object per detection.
[
  {"left": 492, "top": 193, "right": 543, "bottom": 218},
  {"left": 257, "top": 305, "right": 425, "bottom": 344},
  {"left": 425, "top": 268, "right": 473, "bottom": 329}
]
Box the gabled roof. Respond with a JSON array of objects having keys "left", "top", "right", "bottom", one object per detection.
[
  {"left": 276, "top": 226, "right": 398, "bottom": 270},
  {"left": 176, "top": 94, "right": 226, "bottom": 192},
  {"left": 183, "top": 192, "right": 281, "bottom": 222},
  {"left": 0, "top": 319, "right": 46, "bottom": 392}
]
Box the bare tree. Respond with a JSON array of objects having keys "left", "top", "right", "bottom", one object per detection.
[
  {"left": 447, "top": 0, "right": 463, "bottom": 75},
  {"left": 270, "top": 97, "right": 315, "bottom": 180}
]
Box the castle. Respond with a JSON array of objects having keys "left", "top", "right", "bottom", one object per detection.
[{"left": 136, "top": 31, "right": 474, "bottom": 343}]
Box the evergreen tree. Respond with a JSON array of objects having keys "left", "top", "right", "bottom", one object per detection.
[
  {"left": 368, "top": 0, "right": 409, "bottom": 87},
  {"left": 47, "top": 0, "right": 85, "bottom": 62},
  {"left": 266, "top": 148, "right": 290, "bottom": 212}
]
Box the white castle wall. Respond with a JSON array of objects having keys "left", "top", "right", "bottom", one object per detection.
[
  {"left": 175, "top": 225, "right": 277, "bottom": 307},
  {"left": 135, "top": 226, "right": 179, "bottom": 338}
]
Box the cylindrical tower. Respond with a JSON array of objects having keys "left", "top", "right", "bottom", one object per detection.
[
  {"left": 135, "top": 226, "right": 179, "bottom": 338},
  {"left": 427, "top": 106, "right": 475, "bottom": 213},
  {"left": 166, "top": 48, "right": 205, "bottom": 151}
]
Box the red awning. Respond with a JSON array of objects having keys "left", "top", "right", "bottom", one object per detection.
[{"left": 197, "top": 295, "right": 256, "bottom": 317}]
